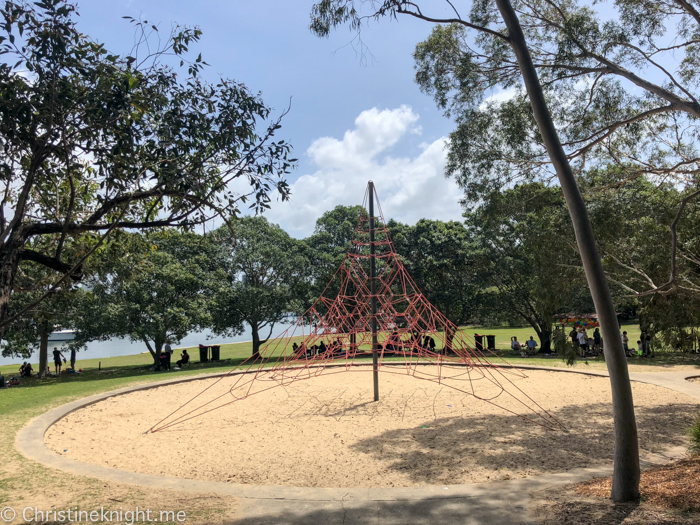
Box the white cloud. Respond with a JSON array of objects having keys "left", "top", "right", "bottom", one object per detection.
[
  {"left": 264, "top": 106, "right": 465, "bottom": 238},
  {"left": 479, "top": 87, "right": 518, "bottom": 110}
]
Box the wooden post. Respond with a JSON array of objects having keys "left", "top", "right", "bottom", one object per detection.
[{"left": 369, "top": 181, "right": 379, "bottom": 401}]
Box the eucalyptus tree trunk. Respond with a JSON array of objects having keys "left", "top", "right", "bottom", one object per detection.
[{"left": 495, "top": 0, "right": 640, "bottom": 502}]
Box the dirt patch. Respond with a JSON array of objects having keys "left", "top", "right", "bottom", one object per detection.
[
  {"left": 578, "top": 456, "right": 700, "bottom": 511},
  {"left": 530, "top": 457, "right": 700, "bottom": 524},
  {"left": 46, "top": 367, "right": 698, "bottom": 489}
]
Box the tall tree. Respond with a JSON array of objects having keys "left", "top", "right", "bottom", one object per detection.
[
  {"left": 584, "top": 168, "right": 700, "bottom": 350},
  {"left": 2, "top": 254, "right": 83, "bottom": 376},
  {"left": 583, "top": 168, "right": 700, "bottom": 297},
  {"left": 466, "top": 183, "right": 587, "bottom": 343},
  {"left": 209, "top": 217, "right": 309, "bottom": 360},
  {"left": 388, "top": 218, "right": 477, "bottom": 326},
  {"left": 309, "top": 0, "right": 655, "bottom": 500},
  {"left": 0, "top": 0, "right": 295, "bottom": 331},
  {"left": 73, "top": 231, "right": 216, "bottom": 369},
  {"left": 306, "top": 205, "right": 365, "bottom": 305}
]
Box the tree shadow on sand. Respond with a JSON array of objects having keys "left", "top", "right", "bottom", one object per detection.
[{"left": 349, "top": 402, "right": 698, "bottom": 486}]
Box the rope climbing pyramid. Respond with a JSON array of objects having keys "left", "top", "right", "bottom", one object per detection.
[{"left": 150, "top": 182, "right": 565, "bottom": 433}]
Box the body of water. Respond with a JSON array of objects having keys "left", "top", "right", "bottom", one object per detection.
[{"left": 0, "top": 322, "right": 295, "bottom": 366}]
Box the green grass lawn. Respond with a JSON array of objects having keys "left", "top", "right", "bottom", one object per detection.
[{"left": 1, "top": 323, "right": 643, "bottom": 372}]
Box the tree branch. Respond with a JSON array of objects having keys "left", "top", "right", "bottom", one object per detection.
[
  {"left": 396, "top": 5, "right": 510, "bottom": 43},
  {"left": 19, "top": 249, "right": 83, "bottom": 280}
]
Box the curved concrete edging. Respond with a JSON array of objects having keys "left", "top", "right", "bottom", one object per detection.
[{"left": 15, "top": 364, "right": 700, "bottom": 502}]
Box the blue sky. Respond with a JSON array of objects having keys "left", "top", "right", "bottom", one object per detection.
[{"left": 73, "top": 0, "right": 470, "bottom": 236}]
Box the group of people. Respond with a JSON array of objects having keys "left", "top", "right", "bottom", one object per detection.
[
  {"left": 622, "top": 331, "right": 654, "bottom": 358},
  {"left": 386, "top": 330, "right": 438, "bottom": 353},
  {"left": 290, "top": 330, "right": 442, "bottom": 358},
  {"left": 541, "top": 326, "right": 655, "bottom": 359},
  {"left": 510, "top": 336, "right": 539, "bottom": 357},
  {"left": 292, "top": 340, "right": 343, "bottom": 357},
  {"left": 19, "top": 361, "right": 33, "bottom": 377},
  {"left": 569, "top": 326, "right": 654, "bottom": 359},
  {"left": 566, "top": 327, "right": 604, "bottom": 358},
  {"left": 160, "top": 342, "right": 190, "bottom": 369},
  {"left": 15, "top": 346, "right": 78, "bottom": 379}
]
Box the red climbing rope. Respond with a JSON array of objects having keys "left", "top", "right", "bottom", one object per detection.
[{"left": 150, "top": 182, "right": 566, "bottom": 433}]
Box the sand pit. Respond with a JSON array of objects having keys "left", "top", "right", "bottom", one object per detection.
[{"left": 46, "top": 367, "right": 698, "bottom": 488}]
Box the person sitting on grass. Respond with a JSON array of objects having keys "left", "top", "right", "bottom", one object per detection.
[
  {"left": 19, "top": 362, "right": 33, "bottom": 377},
  {"left": 526, "top": 336, "right": 538, "bottom": 355},
  {"left": 176, "top": 350, "right": 190, "bottom": 368},
  {"left": 511, "top": 337, "right": 522, "bottom": 354},
  {"left": 327, "top": 340, "right": 339, "bottom": 355},
  {"left": 386, "top": 331, "right": 399, "bottom": 352}
]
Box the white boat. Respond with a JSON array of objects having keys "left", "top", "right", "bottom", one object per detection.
[{"left": 48, "top": 329, "right": 76, "bottom": 342}]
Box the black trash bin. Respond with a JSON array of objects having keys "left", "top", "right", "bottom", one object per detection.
[
  {"left": 474, "top": 333, "right": 484, "bottom": 351},
  {"left": 199, "top": 346, "right": 209, "bottom": 363},
  {"left": 486, "top": 334, "right": 496, "bottom": 350},
  {"left": 211, "top": 345, "right": 221, "bottom": 361}
]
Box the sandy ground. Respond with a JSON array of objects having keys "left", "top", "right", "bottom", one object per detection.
[{"left": 46, "top": 366, "right": 698, "bottom": 488}]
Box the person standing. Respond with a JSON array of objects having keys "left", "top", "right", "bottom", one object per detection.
[
  {"left": 53, "top": 347, "right": 65, "bottom": 375},
  {"left": 622, "top": 331, "right": 629, "bottom": 355},
  {"left": 70, "top": 347, "right": 77, "bottom": 370},
  {"left": 569, "top": 327, "right": 578, "bottom": 347},
  {"left": 577, "top": 329, "right": 588, "bottom": 358},
  {"left": 164, "top": 340, "right": 173, "bottom": 370},
  {"left": 542, "top": 329, "right": 552, "bottom": 353},
  {"left": 593, "top": 328, "right": 602, "bottom": 355}
]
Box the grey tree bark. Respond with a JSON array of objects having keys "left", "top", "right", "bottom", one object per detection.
[
  {"left": 494, "top": 0, "right": 640, "bottom": 502},
  {"left": 38, "top": 326, "right": 48, "bottom": 378}
]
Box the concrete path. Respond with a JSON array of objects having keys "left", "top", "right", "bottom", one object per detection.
[{"left": 15, "top": 366, "right": 700, "bottom": 524}]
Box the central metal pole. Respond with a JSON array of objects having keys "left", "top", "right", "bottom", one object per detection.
[{"left": 369, "top": 181, "right": 379, "bottom": 401}]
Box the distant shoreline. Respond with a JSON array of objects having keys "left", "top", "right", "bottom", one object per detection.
[{"left": 141, "top": 340, "right": 254, "bottom": 354}]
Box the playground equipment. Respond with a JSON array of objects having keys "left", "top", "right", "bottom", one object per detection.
[{"left": 150, "top": 182, "right": 565, "bottom": 433}]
